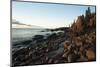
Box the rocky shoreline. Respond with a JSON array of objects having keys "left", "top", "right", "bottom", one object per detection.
[
  {"left": 12, "top": 7, "right": 96, "bottom": 66},
  {"left": 12, "top": 28, "right": 96, "bottom": 66},
  {"left": 12, "top": 30, "right": 69, "bottom": 66}
]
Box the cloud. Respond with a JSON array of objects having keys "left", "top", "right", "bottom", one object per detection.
[{"left": 12, "top": 19, "right": 32, "bottom": 26}]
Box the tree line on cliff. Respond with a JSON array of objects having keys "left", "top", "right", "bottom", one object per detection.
[{"left": 70, "top": 7, "right": 96, "bottom": 36}]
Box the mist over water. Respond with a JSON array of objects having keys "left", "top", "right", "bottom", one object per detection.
[{"left": 12, "top": 28, "right": 61, "bottom": 44}]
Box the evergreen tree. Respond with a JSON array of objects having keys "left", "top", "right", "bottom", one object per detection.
[
  {"left": 85, "top": 7, "right": 91, "bottom": 27},
  {"left": 87, "top": 7, "right": 91, "bottom": 15}
]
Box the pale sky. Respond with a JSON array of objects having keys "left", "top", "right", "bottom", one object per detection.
[{"left": 12, "top": 1, "right": 96, "bottom": 28}]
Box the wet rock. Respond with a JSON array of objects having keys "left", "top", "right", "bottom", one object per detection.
[
  {"left": 48, "top": 59, "right": 53, "bottom": 64},
  {"left": 46, "top": 57, "right": 49, "bottom": 61},
  {"left": 67, "top": 54, "right": 73, "bottom": 62},
  {"left": 47, "top": 33, "right": 57, "bottom": 39},
  {"left": 28, "top": 51, "right": 34, "bottom": 56},
  {"left": 67, "top": 53, "right": 79, "bottom": 63},
  {"left": 62, "top": 52, "right": 68, "bottom": 58},
  {"left": 32, "top": 35, "right": 44, "bottom": 42},
  {"left": 14, "top": 55, "right": 25, "bottom": 62},
  {"left": 21, "top": 40, "right": 32, "bottom": 45},
  {"left": 64, "top": 41, "right": 70, "bottom": 49},
  {"left": 54, "top": 60, "right": 59, "bottom": 63},
  {"left": 12, "top": 48, "right": 28, "bottom": 59},
  {"left": 33, "top": 35, "right": 44, "bottom": 40},
  {"left": 46, "top": 48, "right": 49, "bottom": 52},
  {"left": 35, "top": 47, "right": 39, "bottom": 50}
]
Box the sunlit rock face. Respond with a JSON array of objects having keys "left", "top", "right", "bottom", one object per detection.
[{"left": 71, "top": 16, "right": 84, "bottom": 34}]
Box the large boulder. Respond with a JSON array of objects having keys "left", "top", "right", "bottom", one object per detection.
[
  {"left": 32, "top": 35, "right": 44, "bottom": 42},
  {"left": 32, "top": 35, "right": 44, "bottom": 40},
  {"left": 47, "top": 33, "right": 57, "bottom": 40},
  {"left": 86, "top": 48, "right": 96, "bottom": 61}
]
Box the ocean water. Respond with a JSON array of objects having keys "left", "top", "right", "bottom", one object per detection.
[{"left": 12, "top": 28, "right": 52, "bottom": 44}]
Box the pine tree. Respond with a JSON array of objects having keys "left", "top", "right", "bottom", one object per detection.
[
  {"left": 85, "top": 7, "right": 91, "bottom": 27},
  {"left": 87, "top": 7, "right": 91, "bottom": 15}
]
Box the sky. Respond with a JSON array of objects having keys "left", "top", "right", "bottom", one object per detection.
[{"left": 12, "top": 1, "right": 96, "bottom": 28}]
